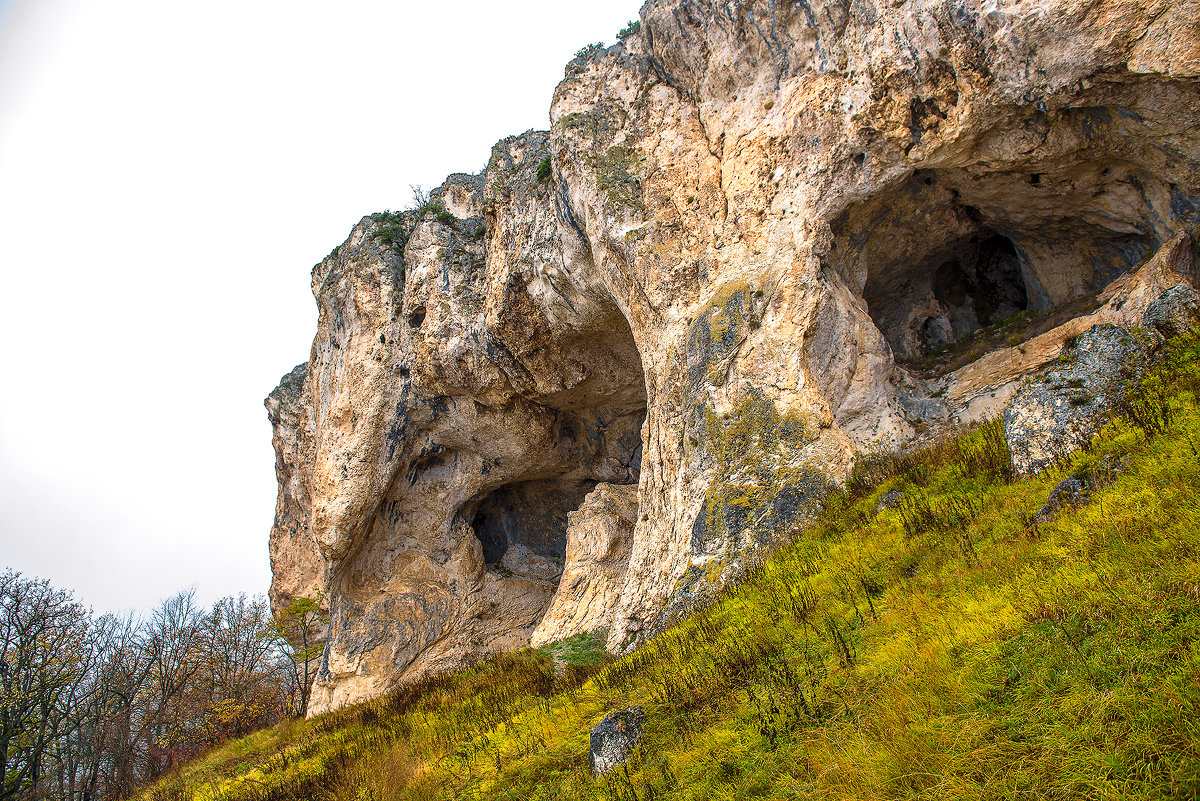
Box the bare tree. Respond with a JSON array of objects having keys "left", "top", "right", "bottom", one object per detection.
[
  {"left": 86, "top": 590, "right": 204, "bottom": 798},
  {"left": 189, "top": 595, "right": 287, "bottom": 743},
  {"left": 0, "top": 570, "right": 89, "bottom": 800},
  {"left": 52, "top": 613, "right": 131, "bottom": 801},
  {"left": 2, "top": 571, "right": 302, "bottom": 801},
  {"left": 408, "top": 184, "right": 430, "bottom": 212}
]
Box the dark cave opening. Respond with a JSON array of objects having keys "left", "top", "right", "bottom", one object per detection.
[
  {"left": 862, "top": 227, "right": 1031, "bottom": 359},
  {"left": 828, "top": 162, "right": 1176, "bottom": 365},
  {"left": 923, "top": 233, "right": 1029, "bottom": 351},
  {"left": 470, "top": 479, "right": 598, "bottom": 569}
]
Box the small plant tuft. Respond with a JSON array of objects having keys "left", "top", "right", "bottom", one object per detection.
[
  {"left": 1117, "top": 374, "right": 1174, "bottom": 437},
  {"left": 575, "top": 42, "right": 606, "bottom": 60}
]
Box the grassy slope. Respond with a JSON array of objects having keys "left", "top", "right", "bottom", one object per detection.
[{"left": 146, "top": 332, "right": 1200, "bottom": 801}]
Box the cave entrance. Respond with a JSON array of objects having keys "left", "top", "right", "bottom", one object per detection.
[
  {"left": 829, "top": 164, "right": 1166, "bottom": 365},
  {"left": 470, "top": 479, "right": 598, "bottom": 580},
  {"left": 460, "top": 299, "right": 647, "bottom": 648},
  {"left": 861, "top": 226, "right": 1030, "bottom": 360},
  {"left": 467, "top": 305, "right": 648, "bottom": 584}
]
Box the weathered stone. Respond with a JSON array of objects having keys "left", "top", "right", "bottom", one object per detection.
[
  {"left": 531, "top": 483, "right": 637, "bottom": 647},
  {"left": 265, "top": 363, "right": 323, "bottom": 611},
  {"left": 1034, "top": 476, "right": 1090, "bottom": 524},
  {"left": 1004, "top": 325, "right": 1152, "bottom": 476},
  {"left": 266, "top": 0, "right": 1200, "bottom": 714},
  {"left": 877, "top": 490, "right": 904, "bottom": 512},
  {"left": 589, "top": 706, "right": 645, "bottom": 776},
  {"left": 1143, "top": 283, "right": 1200, "bottom": 338}
]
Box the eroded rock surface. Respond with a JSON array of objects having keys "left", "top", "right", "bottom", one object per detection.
[
  {"left": 1004, "top": 324, "right": 1151, "bottom": 475},
  {"left": 265, "top": 363, "right": 321, "bottom": 610},
  {"left": 531, "top": 483, "right": 638, "bottom": 647},
  {"left": 267, "top": 0, "right": 1200, "bottom": 714}
]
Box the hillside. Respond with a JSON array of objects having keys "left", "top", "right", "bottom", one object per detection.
[{"left": 149, "top": 328, "right": 1200, "bottom": 800}]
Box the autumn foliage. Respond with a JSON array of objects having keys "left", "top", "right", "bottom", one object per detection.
[{"left": 0, "top": 577, "right": 325, "bottom": 800}]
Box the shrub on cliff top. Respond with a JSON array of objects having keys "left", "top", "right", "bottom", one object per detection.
[
  {"left": 574, "top": 42, "right": 605, "bottom": 60},
  {"left": 372, "top": 209, "right": 408, "bottom": 251}
]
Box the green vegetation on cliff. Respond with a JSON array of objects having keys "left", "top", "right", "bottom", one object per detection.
[{"left": 144, "top": 331, "right": 1200, "bottom": 801}]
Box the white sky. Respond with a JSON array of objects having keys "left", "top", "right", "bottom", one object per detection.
[{"left": 0, "top": 0, "right": 641, "bottom": 614}]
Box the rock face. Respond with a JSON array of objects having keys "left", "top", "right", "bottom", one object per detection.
[
  {"left": 267, "top": 0, "right": 1200, "bottom": 715},
  {"left": 265, "top": 363, "right": 321, "bottom": 609},
  {"left": 1004, "top": 325, "right": 1152, "bottom": 475},
  {"left": 531, "top": 483, "right": 638, "bottom": 648},
  {"left": 589, "top": 706, "right": 646, "bottom": 776}
]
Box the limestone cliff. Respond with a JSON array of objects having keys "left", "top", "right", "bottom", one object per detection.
[{"left": 266, "top": 0, "right": 1200, "bottom": 715}]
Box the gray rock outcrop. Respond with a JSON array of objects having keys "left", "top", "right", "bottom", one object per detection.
[
  {"left": 589, "top": 706, "right": 645, "bottom": 776},
  {"left": 1004, "top": 325, "right": 1151, "bottom": 476},
  {"left": 1034, "top": 476, "right": 1090, "bottom": 524},
  {"left": 1144, "top": 283, "right": 1200, "bottom": 338}
]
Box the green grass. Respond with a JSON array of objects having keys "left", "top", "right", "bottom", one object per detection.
[
  {"left": 143, "top": 330, "right": 1200, "bottom": 801},
  {"left": 534, "top": 629, "right": 612, "bottom": 670}
]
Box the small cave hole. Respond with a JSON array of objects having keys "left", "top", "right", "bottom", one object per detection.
[
  {"left": 408, "top": 305, "right": 426, "bottom": 329},
  {"left": 930, "top": 235, "right": 1028, "bottom": 333},
  {"left": 1028, "top": 173, "right": 1042, "bottom": 185},
  {"left": 962, "top": 204, "right": 984, "bottom": 224}
]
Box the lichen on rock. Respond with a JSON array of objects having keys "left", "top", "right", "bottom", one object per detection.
[
  {"left": 589, "top": 706, "right": 645, "bottom": 776},
  {"left": 1004, "top": 325, "right": 1153, "bottom": 476}
]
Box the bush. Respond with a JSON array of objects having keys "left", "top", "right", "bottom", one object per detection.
[
  {"left": 372, "top": 210, "right": 408, "bottom": 251},
  {"left": 575, "top": 42, "right": 605, "bottom": 60},
  {"left": 536, "top": 156, "right": 552, "bottom": 183},
  {"left": 618, "top": 20, "right": 641, "bottom": 38}
]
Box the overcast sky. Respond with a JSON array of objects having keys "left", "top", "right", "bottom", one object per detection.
[{"left": 0, "top": 0, "right": 640, "bottom": 614}]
